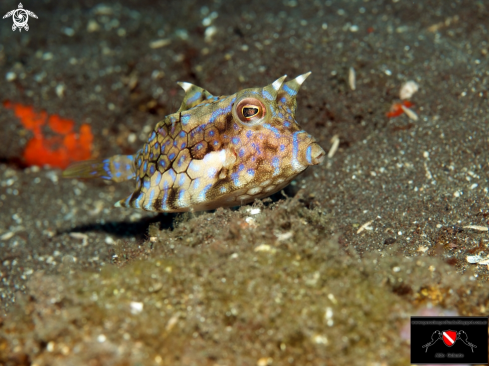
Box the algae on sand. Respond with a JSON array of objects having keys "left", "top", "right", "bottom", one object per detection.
[{"left": 1, "top": 198, "right": 486, "bottom": 365}]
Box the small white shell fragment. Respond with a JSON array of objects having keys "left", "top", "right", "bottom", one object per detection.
[
  {"left": 0, "top": 232, "right": 15, "bottom": 241},
  {"left": 247, "top": 208, "right": 261, "bottom": 215},
  {"left": 245, "top": 217, "right": 257, "bottom": 227},
  {"left": 149, "top": 38, "right": 171, "bottom": 49},
  {"left": 356, "top": 220, "right": 374, "bottom": 234},
  {"left": 466, "top": 255, "right": 482, "bottom": 264},
  {"left": 327, "top": 293, "right": 337, "bottom": 304},
  {"left": 130, "top": 301, "right": 144, "bottom": 314},
  {"left": 56, "top": 84, "right": 65, "bottom": 98},
  {"left": 417, "top": 245, "right": 429, "bottom": 253},
  {"left": 400, "top": 104, "right": 419, "bottom": 121},
  {"left": 97, "top": 334, "right": 106, "bottom": 343},
  {"left": 327, "top": 134, "right": 340, "bottom": 159},
  {"left": 463, "top": 225, "right": 488, "bottom": 232},
  {"left": 165, "top": 313, "right": 180, "bottom": 331},
  {"left": 69, "top": 232, "right": 88, "bottom": 246},
  {"left": 87, "top": 19, "right": 100, "bottom": 32},
  {"left": 348, "top": 67, "right": 356, "bottom": 90},
  {"left": 275, "top": 231, "right": 293, "bottom": 241},
  {"left": 204, "top": 26, "right": 217, "bottom": 42},
  {"left": 312, "top": 334, "right": 328, "bottom": 345},
  {"left": 324, "top": 307, "right": 334, "bottom": 326},
  {"left": 257, "top": 357, "right": 273, "bottom": 366},
  {"left": 478, "top": 257, "right": 489, "bottom": 265},
  {"left": 254, "top": 244, "right": 276, "bottom": 253},
  {"left": 5, "top": 71, "right": 16, "bottom": 82},
  {"left": 399, "top": 80, "right": 419, "bottom": 100}
]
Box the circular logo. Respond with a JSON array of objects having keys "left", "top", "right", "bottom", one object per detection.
[{"left": 12, "top": 9, "right": 28, "bottom": 28}]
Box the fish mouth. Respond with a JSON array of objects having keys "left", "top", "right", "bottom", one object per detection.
[{"left": 306, "top": 142, "right": 325, "bottom": 165}]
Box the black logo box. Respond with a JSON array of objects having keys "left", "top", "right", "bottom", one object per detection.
[{"left": 411, "top": 316, "right": 488, "bottom": 365}]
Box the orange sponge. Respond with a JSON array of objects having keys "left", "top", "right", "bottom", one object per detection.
[{"left": 3, "top": 101, "right": 93, "bottom": 169}]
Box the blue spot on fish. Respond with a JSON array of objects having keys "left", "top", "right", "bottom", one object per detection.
[
  {"left": 178, "top": 155, "right": 186, "bottom": 167},
  {"left": 272, "top": 157, "right": 280, "bottom": 175},
  {"left": 231, "top": 172, "right": 240, "bottom": 186},
  {"left": 133, "top": 192, "right": 143, "bottom": 209},
  {"left": 251, "top": 143, "right": 262, "bottom": 155},
  {"left": 153, "top": 171, "right": 162, "bottom": 186},
  {"left": 292, "top": 131, "right": 301, "bottom": 167},
  {"left": 198, "top": 184, "right": 213, "bottom": 201},
  {"left": 187, "top": 91, "right": 202, "bottom": 104},
  {"left": 263, "top": 123, "right": 280, "bottom": 138},
  {"left": 306, "top": 145, "right": 312, "bottom": 164},
  {"left": 161, "top": 182, "right": 169, "bottom": 210},
  {"left": 144, "top": 189, "right": 155, "bottom": 210},
  {"left": 181, "top": 114, "right": 190, "bottom": 125},
  {"left": 262, "top": 90, "right": 273, "bottom": 100},
  {"left": 178, "top": 174, "right": 186, "bottom": 186},
  {"left": 232, "top": 137, "right": 240, "bottom": 145},
  {"left": 283, "top": 84, "right": 297, "bottom": 96}
]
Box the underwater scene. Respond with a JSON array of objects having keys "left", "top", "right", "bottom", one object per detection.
[{"left": 0, "top": 0, "right": 488, "bottom": 364}]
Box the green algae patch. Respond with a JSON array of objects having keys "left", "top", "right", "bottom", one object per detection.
[{"left": 1, "top": 199, "right": 487, "bottom": 365}]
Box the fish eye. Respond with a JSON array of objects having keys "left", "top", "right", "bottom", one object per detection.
[
  {"left": 234, "top": 97, "right": 266, "bottom": 125},
  {"left": 242, "top": 105, "right": 260, "bottom": 119}
]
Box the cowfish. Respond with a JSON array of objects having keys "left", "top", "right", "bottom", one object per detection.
[{"left": 63, "top": 73, "right": 325, "bottom": 212}]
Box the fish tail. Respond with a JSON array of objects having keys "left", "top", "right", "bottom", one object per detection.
[{"left": 62, "top": 155, "right": 136, "bottom": 183}]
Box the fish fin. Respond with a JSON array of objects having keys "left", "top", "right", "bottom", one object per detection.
[
  {"left": 277, "top": 72, "right": 311, "bottom": 115},
  {"left": 176, "top": 82, "right": 214, "bottom": 112},
  {"left": 62, "top": 155, "right": 136, "bottom": 183}
]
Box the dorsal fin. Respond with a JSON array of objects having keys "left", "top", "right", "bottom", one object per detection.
[
  {"left": 277, "top": 72, "right": 311, "bottom": 114},
  {"left": 177, "top": 82, "right": 214, "bottom": 113}
]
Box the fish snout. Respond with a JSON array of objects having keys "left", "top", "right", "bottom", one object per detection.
[
  {"left": 307, "top": 142, "right": 325, "bottom": 165},
  {"left": 293, "top": 131, "right": 325, "bottom": 168}
]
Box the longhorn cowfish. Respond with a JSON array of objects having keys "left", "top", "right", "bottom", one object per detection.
[{"left": 63, "top": 73, "right": 325, "bottom": 212}]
